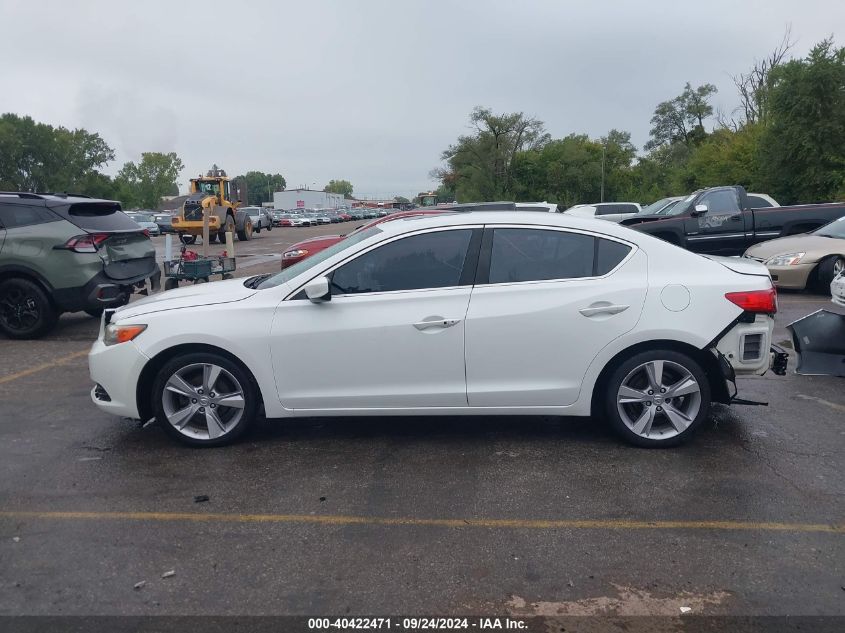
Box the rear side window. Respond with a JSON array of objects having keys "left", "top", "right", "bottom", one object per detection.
[
  {"left": 0, "top": 204, "right": 60, "bottom": 229},
  {"left": 331, "top": 229, "right": 473, "bottom": 294},
  {"left": 487, "top": 228, "right": 631, "bottom": 283},
  {"left": 51, "top": 203, "right": 142, "bottom": 232}
]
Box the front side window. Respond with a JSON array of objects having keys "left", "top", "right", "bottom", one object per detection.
[
  {"left": 700, "top": 189, "right": 740, "bottom": 214},
  {"left": 487, "top": 228, "right": 631, "bottom": 283},
  {"left": 331, "top": 229, "right": 473, "bottom": 295}
]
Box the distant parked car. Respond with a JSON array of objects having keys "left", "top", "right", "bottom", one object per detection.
[
  {"left": 747, "top": 193, "right": 780, "bottom": 209},
  {"left": 125, "top": 212, "right": 161, "bottom": 236},
  {"left": 636, "top": 197, "right": 684, "bottom": 216},
  {"left": 564, "top": 203, "right": 641, "bottom": 222},
  {"left": 242, "top": 207, "right": 273, "bottom": 233},
  {"left": 743, "top": 215, "right": 845, "bottom": 292},
  {"left": 516, "top": 202, "right": 559, "bottom": 213},
  {"left": 0, "top": 193, "right": 158, "bottom": 338},
  {"left": 153, "top": 213, "right": 175, "bottom": 234}
]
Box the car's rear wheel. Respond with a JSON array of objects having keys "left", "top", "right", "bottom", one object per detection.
[
  {"left": 152, "top": 353, "right": 258, "bottom": 447},
  {"left": 0, "top": 278, "right": 58, "bottom": 339},
  {"left": 604, "top": 350, "right": 711, "bottom": 447}
]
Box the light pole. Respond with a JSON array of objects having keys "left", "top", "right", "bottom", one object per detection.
[{"left": 267, "top": 176, "right": 272, "bottom": 205}]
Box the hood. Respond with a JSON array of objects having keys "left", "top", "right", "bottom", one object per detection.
[
  {"left": 114, "top": 278, "right": 257, "bottom": 319},
  {"left": 744, "top": 235, "right": 844, "bottom": 262},
  {"left": 703, "top": 255, "right": 770, "bottom": 277}
]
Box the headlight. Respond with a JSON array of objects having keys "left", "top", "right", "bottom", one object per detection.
[
  {"left": 766, "top": 252, "right": 806, "bottom": 266},
  {"left": 283, "top": 249, "right": 309, "bottom": 258},
  {"left": 104, "top": 323, "right": 147, "bottom": 346}
]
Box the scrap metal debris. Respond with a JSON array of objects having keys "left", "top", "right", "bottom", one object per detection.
[{"left": 161, "top": 570, "right": 176, "bottom": 579}]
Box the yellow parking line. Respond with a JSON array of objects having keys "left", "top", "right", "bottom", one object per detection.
[
  {"left": 0, "top": 350, "right": 88, "bottom": 385},
  {"left": 0, "top": 510, "right": 842, "bottom": 534}
]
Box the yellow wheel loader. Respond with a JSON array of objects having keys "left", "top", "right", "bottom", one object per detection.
[{"left": 171, "top": 166, "right": 253, "bottom": 245}]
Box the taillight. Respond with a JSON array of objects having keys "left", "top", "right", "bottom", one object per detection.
[
  {"left": 61, "top": 234, "right": 110, "bottom": 253},
  {"left": 725, "top": 287, "right": 777, "bottom": 314}
]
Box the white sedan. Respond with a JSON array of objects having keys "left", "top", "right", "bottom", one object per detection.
[{"left": 89, "top": 212, "right": 784, "bottom": 447}]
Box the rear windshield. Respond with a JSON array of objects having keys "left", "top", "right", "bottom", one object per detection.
[{"left": 53, "top": 202, "right": 143, "bottom": 232}]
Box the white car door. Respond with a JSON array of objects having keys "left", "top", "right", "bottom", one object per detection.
[
  {"left": 271, "top": 227, "right": 481, "bottom": 410},
  {"left": 465, "top": 226, "right": 648, "bottom": 407}
]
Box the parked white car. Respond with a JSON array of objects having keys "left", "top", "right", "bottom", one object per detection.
[
  {"left": 832, "top": 271, "right": 845, "bottom": 307},
  {"left": 89, "top": 212, "right": 784, "bottom": 448},
  {"left": 565, "top": 202, "right": 642, "bottom": 222},
  {"left": 242, "top": 206, "right": 273, "bottom": 233}
]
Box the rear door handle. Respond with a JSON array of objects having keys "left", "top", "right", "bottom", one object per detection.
[
  {"left": 413, "top": 317, "right": 461, "bottom": 331},
  {"left": 579, "top": 304, "right": 630, "bottom": 317}
]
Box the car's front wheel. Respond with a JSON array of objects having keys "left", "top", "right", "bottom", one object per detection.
[
  {"left": 604, "top": 349, "right": 711, "bottom": 447},
  {"left": 152, "top": 353, "right": 259, "bottom": 447}
]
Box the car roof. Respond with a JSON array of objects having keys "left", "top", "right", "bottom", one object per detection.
[
  {"left": 0, "top": 191, "right": 117, "bottom": 205},
  {"left": 373, "top": 210, "right": 649, "bottom": 243}
]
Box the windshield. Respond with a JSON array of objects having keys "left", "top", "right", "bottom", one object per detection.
[
  {"left": 257, "top": 226, "right": 384, "bottom": 289},
  {"left": 662, "top": 193, "right": 697, "bottom": 216},
  {"left": 814, "top": 216, "right": 845, "bottom": 239},
  {"left": 130, "top": 213, "right": 153, "bottom": 222},
  {"left": 195, "top": 181, "right": 221, "bottom": 196}
]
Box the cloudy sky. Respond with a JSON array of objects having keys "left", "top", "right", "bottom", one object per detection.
[{"left": 1, "top": 0, "right": 841, "bottom": 198}]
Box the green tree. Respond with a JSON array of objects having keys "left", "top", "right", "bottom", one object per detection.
[
  {"left": 114, "top": 152, "right": 184, "bottom": 209},
  {"left": 0, "top": 113, "right": 114, "bottom": 193},
  {"left": 324, "top": 179, "right": 354, "bottom": 198},
  {"left": 233, "top": 171, "right": 286, "bottom": 206},
  {"left": 435, "top": 106, "right": 549, "bottom": 201},
  {"left": 645, "top": 83, "right": 718, "bottom": 150},
  {"left": 757, "top": 39, "right": 845, "bottom": 204}
]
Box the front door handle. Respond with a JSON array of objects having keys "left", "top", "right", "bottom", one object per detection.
[
  {"left": 579, "top": 304, "right": 630, "bottom": 317},
  {"left": 413, "top": 317, "right": 461, "bottom": 331}
]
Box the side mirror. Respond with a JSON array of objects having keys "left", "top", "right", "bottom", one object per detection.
[
  {"left": 691, "top": 203, "right": 708, "bottom": 217},
  {"left": 304, "top": 276, "right": 331, "bottom": 303}
]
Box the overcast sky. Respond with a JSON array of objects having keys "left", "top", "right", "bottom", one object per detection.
[{"left": 1, "top": 0, "right": 842, "bottom": 198}]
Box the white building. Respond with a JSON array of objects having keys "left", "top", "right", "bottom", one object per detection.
[{"left": 273, "top": 189, "right": 345, "bottom": 211}]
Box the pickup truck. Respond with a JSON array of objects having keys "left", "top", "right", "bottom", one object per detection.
[{"left": 620, "top": 186, "right": 845, "bottom": 255}]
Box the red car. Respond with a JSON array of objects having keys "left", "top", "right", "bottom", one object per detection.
[{"left": 281, "top": 209, "right": 447, "bottom": 268}]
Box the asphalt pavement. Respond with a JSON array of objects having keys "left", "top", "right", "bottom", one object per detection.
[{"left": 0, "top": 222, "right": 843, "bottom": 621}]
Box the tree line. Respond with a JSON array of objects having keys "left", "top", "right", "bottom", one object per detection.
[
  {"left": 432, "top": 36, "right": 845, "bottom": 207},
  {"left": 0, "top": 114, "right": 359, "bottom": 210}
]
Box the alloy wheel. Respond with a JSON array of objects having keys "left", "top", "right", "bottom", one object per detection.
[
  {"left": 0, "top": 286, "right": 40, "bottom": 332},
  {"left": 616, "top": 360, "right": 702, "bottom": 440},
  {"left": 161, "top": 362, "right": 246, "bottom": 440},
  {"left": 834, "top": 257, "right": 844, "bottom": 277}
]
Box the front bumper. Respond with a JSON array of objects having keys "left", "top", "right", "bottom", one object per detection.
[
  {"left": 765, "top": 263, "right": 815, "bottom": 289},
  {"left": 89, "top": 335, "right": 150, "bottom": 419}
]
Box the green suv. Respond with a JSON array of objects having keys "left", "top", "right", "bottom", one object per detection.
[{"left": 0, "top": 192, "right": 159, "bottom": 339}]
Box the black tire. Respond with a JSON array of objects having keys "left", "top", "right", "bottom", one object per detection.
[
  {"left": 85, "top": 308, "right": 104, "bottom": 318},
  {"left": 0, "top": 278, "right": 58, "bottom": 339},
  {"left": 816, "top": 255, "right": 845, "bottom": 292},
  {"left": 180, "top": 234, "right": 197, "bottom": 245},
  {"left": 603, "top": 349, "right": 711, "bottom": 448},
  {"left": 237, "top": 218, "right": 253, "bottom": 242},
  {"left": 152, "top": 352, "right": 259, "bottom": 447},
  {"left": 207, "top": 233, "right": 218, "bottom": 244},
  {"left": 164, "top": 278, "right": 179, "bottom": 291}
]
